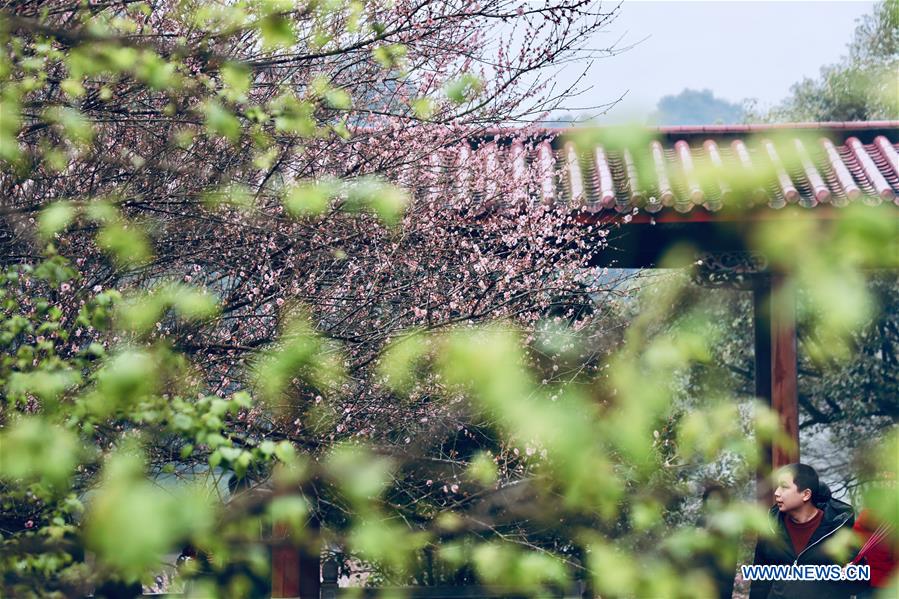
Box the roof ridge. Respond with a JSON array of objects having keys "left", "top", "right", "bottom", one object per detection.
[{"left": 531, "top": 121, "right": 899, "bottom": 135}]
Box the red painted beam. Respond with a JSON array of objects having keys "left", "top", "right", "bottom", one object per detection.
[{"left": 576, "top": 204, "right": 899, "bottom": 227}]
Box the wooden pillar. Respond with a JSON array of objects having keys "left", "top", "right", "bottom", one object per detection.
[
  {"left": 769, "top": 273, "right": 799, "bottom": 469},
  {"left": 271, "top": 523, "right": 301, "bottom": 599},
  {"left": 753, "top": 273, "right": 799, "bottom": 502},
  {"left": 271, "top": 520, "right": 320, "bottom": 598}
]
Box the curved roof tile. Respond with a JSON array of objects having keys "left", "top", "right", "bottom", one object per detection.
[{"left": 445, "top": 122, "right": 899, "bottom": 214}]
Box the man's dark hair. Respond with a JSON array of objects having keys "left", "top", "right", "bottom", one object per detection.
[{"left": 781, "top": 463, "right": 832, "bottom": 503}]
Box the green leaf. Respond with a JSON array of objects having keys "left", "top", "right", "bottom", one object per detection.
[
  {"left": 411, "top": 97, "right": 435, "bottom": 119},
  {"left": 283, "top": 180, "right": 336, "bottom": 217},
  {"left": 378, "top": 331, "right": 427, "bottom": 393},
  {"left": 252, "top": 315, "right": 345, "bottom": 402},
  {"left": 89, "top": 349, "right": 158, "bottom": 416},
  {"left": 219, "top": 446, "right": 242, "bottom": 462},
  {"left": 445, "top": 74, "right": 483, "bottom": 104},
  {"left": 166, "top": 284, "right": 219, "bottom": 320},
  {"left": 259, "top": 440, "right": 276, "bottom": 456},
  {"left": 347, "top": 1, "right": 364, "bottom": 32},
  {"left": 588, "top": 542, "right": 638, "bottom": 596},
  {"left": 97, "top": 45, "right": 139, "bottom": 72},
  {"left": 373, "top": 44, "right": 407, "bottom": 69},
  {"left": 202, "top": 183, "right": 254, "bottom": 210},
  {"left": 42, "top": 146, "right": 69, "bottom": 172},
  {"left": 269, "top": 495, "right": 308, "bottom": 536},
  {"left": 325, "top": 88, "right": 351, "bottom": 110},
  {"left": 467, "top": 451, "right": 497, "bottom": 486},
  {"left": 272, "top": 95, "right": 315, "bottom": 136},
  {"left": 232, "top": 391, "right": 253, "bottom": 408},
  {"left": 348, "top": 518, "right": 428, "bottom": 572},
  {"left": 221, "top": 62, "right": 251, "bottom": 102},
  {"left": 326, "top": 445, "right": 393, "bottom": 502},
  {"left": 173, "top": 128, "right": 195, "bottom": 149},
  {"left": 259, "top": 15, "right": 296, "bottom": 49},
  {"left": 6, "top": 368, "right": 81, "bottom": 405},
  {"left": 86, "top": 342, "right": 106, "bottom": 357},
  {"left": 173, "top": 413, "right": 193, "bottom": 431},
  {"left": 85, "top": 200, "right": 118, "bottom": 223},
  {"left": 60, "top": 78, "right": 85, "bottom": 98},
  {"left": 44, "top": 106, "right": 94, "bottom": 145},
  {"left": 346, "top": 177, "right": 409, "bottom": 225},
  {"left": 118, "top": 284, "right": 218, "bottom": 333},
  {"left": 203, "top": 100, "right": 241, "bottom": 142},
  {"left": 274, "top": 440, "right": 296, "bottom": 463},
  {"left": 205, "top": 433, "right": 227, "bottom": 449},
  {"left": 310, "top": 27, "right": 331, "bottom": 50},
  {"left": 472, "top": 543, "right": 567, "bottom": 589},
  {"left": 96, "top": 221, "right": 152, "bottom": 266},
  {"left": 136, "top": 52, "right": 177, "bottom": 90},
  {"left": 116, "top": 291, "right": 164, "bottom": 333},
  {"left": 0, "top": 95, "right": 23, "bottom": 164},
  {"left": 253, "top": 147, "right": 279, "bottom": 170},
  {"left": 38, "top": 201, "right": 76, "bottom": 238},
  {"left": 0, "top": 418, "right": 79, "bottom": 487},
  {"left": 85, "top": 449, "right": 213, "bottom": 579}
]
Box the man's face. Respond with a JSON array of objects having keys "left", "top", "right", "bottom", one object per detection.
[{"left": 774, "top": 474, "right": 811, "bottom": 512}]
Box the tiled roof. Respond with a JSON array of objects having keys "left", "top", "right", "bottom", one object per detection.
[{"left": 453, "top": 122, "right": 899, "bottom": 214}]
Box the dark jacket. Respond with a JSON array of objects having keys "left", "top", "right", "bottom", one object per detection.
[{"left": 749, "top": 497, "right": 855, "bottom": 599}]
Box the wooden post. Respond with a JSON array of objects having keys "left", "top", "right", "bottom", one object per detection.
[
  {"left": 769, "top": 273, "right": 799, "bottom": 469},
  {"left": 753, "top": 273, "right": 799, "bottom": 502},
  {"left": 271, "top": 519, "right": 320, "bottom": 598},
  {"left": 271, "top": 523, "right": 301, "bottom": 599}
]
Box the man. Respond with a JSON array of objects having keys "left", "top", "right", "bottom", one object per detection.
[{"left": 750, "top": 463, "right": 856, "bottom": 599}]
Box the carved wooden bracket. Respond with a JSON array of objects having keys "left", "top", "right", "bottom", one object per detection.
[{"left": 692, "top": 251, "right": 769, "bottom": 289}]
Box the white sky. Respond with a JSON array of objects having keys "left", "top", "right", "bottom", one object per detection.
[{"left": 556, "top": 0, "right": 876, "bottom": 121}]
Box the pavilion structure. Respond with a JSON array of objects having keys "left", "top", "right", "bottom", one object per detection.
[
  {"left": 485, "top": 120, "right": 898, "bottom": 474},
  {"left": 272, "top": 121, "right": 899, "bottom": 598}
]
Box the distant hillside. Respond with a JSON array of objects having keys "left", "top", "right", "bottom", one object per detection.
[{"left": 650, "top": 88, "right": 745, "bottom": 125}]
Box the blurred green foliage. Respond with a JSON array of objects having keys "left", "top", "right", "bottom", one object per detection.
[{"left": 4, "top": 191, "right": 897, "bottom": 597}]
